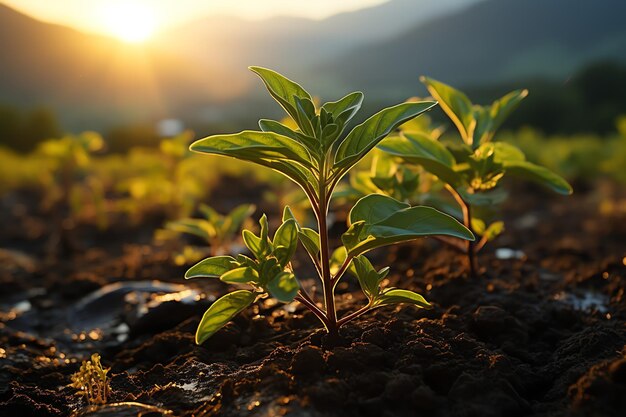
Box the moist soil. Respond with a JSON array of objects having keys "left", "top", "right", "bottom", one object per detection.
[{"left": 0, "top": 180, "right": 625, "bottom": 417}]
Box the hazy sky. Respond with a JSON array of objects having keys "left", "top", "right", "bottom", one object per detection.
[{"left": 5, "top": 0, "right": 388, "bottom": 40}]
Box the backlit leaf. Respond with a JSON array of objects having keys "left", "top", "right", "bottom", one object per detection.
[{"left": 195, "top": 290, "right": 256, "bottom": 344}]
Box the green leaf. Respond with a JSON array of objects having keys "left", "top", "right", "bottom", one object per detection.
[
  {"left": 322, "top": 91, "right": 364, "bottom": 131},
  {"left": 249, "top": 67, "right": 312, "bottom": 122},
  {"left": 242, "top": 230, "right": 270, "bottom": 259},
  {"left": 190, "top": 131, "right": 313, "bottom": 169},
  {"left": 489, "top": 89, "right": 528, "bottom": 135},
  {"left": 195, "top": 290, "right": 256, "bottom": 344},
  {"left": 220, "top": 267, "right": 259, "bottom": 284},
  {"left": 273, "top": 219, "right": 299, "bottom": 267},
  {"left": 421, "top": 76, "right": 475, "bottom": 146},
  {"left": 329, "top": 246, "right": 348, "bottom": 276},
  {"left": 185, "top": 256, "right": 237, "bottom": 279},
  {"left": 259, "top": 119, "right": 319, "bottom": 153},
  {"left": 294, "top": 96, "right": 316, "bottom": 137},
  {"left": 267, "top": 271, "right": 300, "bottom": 303},
  {"left": 298, "top": 227, "right": 320, "bottom": 257},
  {"left": 335, "top": 101, "right": 437, "bottom": 170},
  {"left": 374, "top": 289, "right": 431, "bottom": 309},
  {"left": 345, "top": 195, "right": 475, "bottom": 257},
  {"left": 378, "top": 133, "right": 461, "bottom": 186},
  {"left": 348, "top": 194, "right": 409, "bottom": 226},
  {"left": 349, "top": 255, "right": 379, "bottom": 299},
  {"left": 503, "top": 160, "right": 573, "bottom": 195},
  {"left": 486, "top": 142, "right": 526, "bottom": 163}
]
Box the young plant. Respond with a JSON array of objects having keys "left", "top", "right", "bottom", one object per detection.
[
  {"left": 379, "top": 77, "right": 572, "bottom": 277},
  {"left": 70, "top": 353, "right": 111, "bottom": 405},
  {"left": 185, "top": 67, "right": 474, "bottom": 343},
  {"left": 37, "top": 132, "right": 106, "bottom": 258},
  {"left": 165, "top": 203, "right": 255, "bottom": 256}
]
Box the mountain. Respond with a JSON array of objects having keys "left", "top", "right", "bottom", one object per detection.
[
  {"left": 317, "top": 0, "right": 626, "bottom": 99},
  {"left": 1, "top": 0, "right": 626, "bottom": 134},
  {"left": 153, "top": 0, "right": 482, "bottom": 75},
  {"left": 0, "top": 3, "right": 235, "bottom": 131}
]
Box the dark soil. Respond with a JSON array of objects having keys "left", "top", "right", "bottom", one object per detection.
[{"left": 0, "top": 181, "right": 625, "bottom": 417}]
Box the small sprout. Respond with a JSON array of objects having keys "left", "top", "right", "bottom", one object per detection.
[
  {"left": 70, "top": 353, "right": 111, "bottom": 405},
  {"left": 185, "top": 67, "right": 474, "bottom": 343},
  {"left": 379, "top": 77, "right": 572, "bottom": 277}
]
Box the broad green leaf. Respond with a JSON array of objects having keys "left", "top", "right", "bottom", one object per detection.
[
  {"left": 273, "top": 219, "right": 298, "bottom": 267},
  {"left": 485, "top": 142, "right": 526, "bottom": 163},
  {"left": 421, "top": 76, "right": 475, "bottom": 146},
  {"left": 242, "top": 230, "right": 270, "bottom": 259},
  {"left": 195, "top": 290, "right": 256, "bottom": 344},
  {"left": 185, "top": 256, "right": 237, "bottom": 279},
  {"left": 294, "top": 96, "right": 316, "bottom": 137},
  {"left": 348, "top": 194, "right": 409, "bottom": 226},
  {"left": 298, "top": 227, "right": 320, "bottom": 257},
  {"left": 489, "top": 89, "right": 528, "bottom": 135},
  {"left": 190, "top": 131, "right": 313, "bottom": 169},
  {"left": 472, "top": 106, "right": 494, "bottom": 148},
  {"left": 335, "top": 101, "right": 437, "bottom": 170},
  {"left": 503, "top": 160, "right": 573, "bottom": 195},
  {"left": 349, "top": 255, "right": 379, "bottom": 299},
  {"left": 259, "top": 119, "right": 319, "bottom": 153},
  {"left": 220, "top": 267, "right": 259, "bottom": 284},
  {"left": 378, "top": 133, "right": 460, "bottom": 186},
  {"left": 282, "top": 206, "right": 297, "bottom": 223},
  {"left": 249, "top": 67, "right": 312, "bottom": 122},
  {"left": 329, "top": 246, "right": 348, "bottom": 276},
  {"left": 322, "top": 91, "right": 364, "bottom": 129},
  {"left": 457, "top": 187, "right": 508, "bottom": 206},
  {"left": 341, "top": 221, "right": 367, "bottom": 253},
  {"left": 373, "top": 289, "right": 431, "bottom": 309},
  {"left": 346, "top": 204, "right": 475, "bottom": 257},
  {"left": 267, "top": 272, "right": 300, "bottom": 303}
]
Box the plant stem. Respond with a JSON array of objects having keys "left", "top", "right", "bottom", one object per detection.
[
  {"left": 318, "top": 182, "right": 339, "bottom": 336},
  {"left": 338, "top": 302, "right": 372, "bottom": 326},
  {"left": 294, "top": 294, "right": 329, "bottom": 328},
  {"left": 445, "top": 184, "right": 478, "bottom": 278}
]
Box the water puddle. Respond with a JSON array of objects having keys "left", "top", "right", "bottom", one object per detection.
[
  {"left": 553, "top": 290, "right": 609, "bottom": 313},
  {"left": 495, "top": 248, "right": 526, "bottom": 260}
]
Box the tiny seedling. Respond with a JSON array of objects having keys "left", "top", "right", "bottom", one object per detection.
[
  {"left": 70, "top": 353, "right": 111, "bottom": 405},
  {"left": 379, "top": 77, "right": 572, "bottom": 277},
  {"left": 166, "top": 203, "right": 256, "bottom": 256},
  {"left": 185, "top": 67, "right": 474, "bottom": 343}
]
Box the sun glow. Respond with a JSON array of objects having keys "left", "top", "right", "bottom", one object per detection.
[{"left": 101, "top": 2, "right": 156, "bottom": 43}]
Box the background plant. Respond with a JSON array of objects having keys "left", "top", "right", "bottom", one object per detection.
[
  {"left": 185, "top": 67, "right": 474, "bottom": 343},
  {"left": 165, "top": 203, "right": 255, "bottom": 257},
  {"left": 380, "top": 77, "right": 572, "bottom": 277}
]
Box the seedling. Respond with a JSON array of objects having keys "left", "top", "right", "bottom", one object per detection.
[
  {"left": 379, "top": 77, "right": 572, "bottom": 277},
  {"left": 185, "top": 67, "right": 474, "bottom": 343},
  {"left": 166, "top": 203, "right": 255, "bottom": 256},
  {"left": 70, "top": 353, "right": 111, "bottom": 405},
  {"left": 37, "top": 132, "right": 106, "bottom": 258}
]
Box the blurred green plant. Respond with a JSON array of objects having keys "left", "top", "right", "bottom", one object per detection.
[
  {"left": 380, "top": 77, "right": 572, "bottom": 277},
  {"left": 165, "top": 203, "right": 255, "bottom": 257},
  {"left": 185, "top": 67, "right": 474, "bottom": 343}
]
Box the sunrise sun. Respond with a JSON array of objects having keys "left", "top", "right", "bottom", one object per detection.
[{"left": 101, "top": 2, "right": 156, "bottom": 43}]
